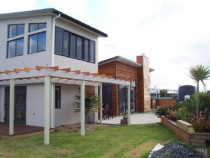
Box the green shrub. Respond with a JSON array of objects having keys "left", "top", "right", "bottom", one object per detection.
[
  {"left": 175, "top": 108, "right": 191, "bottom": 122},
  {"left": 155, "top": 107, "right": 170, "bottom": 116},
  {"left": 193, "top": 121, "right": 204, "bottom": 132}
]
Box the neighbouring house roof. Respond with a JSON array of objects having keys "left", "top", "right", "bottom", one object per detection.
[
  {"left": 0, "top": 8, "right": 107, "bottom": 37},
  {"left": 99, "top": 56, "right": 142, "bottom": 68}
]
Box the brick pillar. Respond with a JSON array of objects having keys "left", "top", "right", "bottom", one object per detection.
[{"left": 136, "top": 55, "right": 151, "bottom": 112}]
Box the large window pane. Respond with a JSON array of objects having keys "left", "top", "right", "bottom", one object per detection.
[
  {"left": 17, "top": 25, "right": 24, "bottom": 36},
  {"left": 39, "top": 23, "right": 46, "bottom": 30},
  {"left": 7, "top": 40, "right": 16, "bottom": 57},
  {"left": 8, "top": 25, "right": 17, "bottom": 38},
  {"left": 84, "top": 39, "right": 89, "bottom": 61},
  {"left": 7, "top": 38, "right": 24, "bottom": 58},
  {"left": 29, "top": 24, "right": 38, "bottom": 32},
  {"left": 29, "top": 34, "right": 38, "bottom": 54},
  {"left": 63, "top": 31, "right": 69, "bottom": 56},
  {"left": 90, "top": 41, "right": 95, "bottom": 63},
  {"left": 77, "top": 37, "right": 82, "bottom": 60},
  {"left": 55, "top": 27, "right": 63, "bottom": 54},
  {"left": 8, "top": 24, "right": 24, "bottom": 38},
  {"left": 16, "top": 38, "right": 24, "bottom": 56},
  {"left": 38, "top": 32, "right": 46, "bottom": 52},
  {"left": 70, "top": 34, "right": 76, "bottom": 58}
]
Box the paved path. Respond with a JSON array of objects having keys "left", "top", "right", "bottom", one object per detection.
[{"left": 102, "top": 112, "right": 161, "bottom": 125}]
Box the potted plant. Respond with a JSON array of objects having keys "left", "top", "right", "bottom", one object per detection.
[{"left": 120, "top": 112, "right": 128, "bottom": 125}]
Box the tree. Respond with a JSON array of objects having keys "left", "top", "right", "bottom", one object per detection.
[
  {"left": 189, "top": 65, "right": 210, "bottom": 120},
  {"left": 160, "top": 89, "right": 167, "bottom": 97},
  {"left": 72, "top": 94, "right": 100, "bottom": 123}
]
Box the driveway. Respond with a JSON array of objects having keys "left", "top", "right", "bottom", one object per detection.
[{"left": 102, "top": 112, "right": 161, "bottom": 125}]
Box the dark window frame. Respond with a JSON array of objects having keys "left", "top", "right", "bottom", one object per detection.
[
  {"left": 29, "top": 23, "right": 47, "bottom": 32},
  {"left": 54, "top": 26, "right": 95, "bottom": 63},
  {"left": 8, "top": 24, "right": 25, "bottom": 38},
  {"left": 28, "top": 31, "right": 46, "bottom": 54},
  {"left": 55, "top": 86, "right": 61, "bottom": 109},
  {"left": 7, "top": 37, "right": 24, "bottom": 58}
]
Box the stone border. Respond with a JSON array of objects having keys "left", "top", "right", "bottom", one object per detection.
[{"left": 161, "top": 116, "right": 210, "bottom": 146}]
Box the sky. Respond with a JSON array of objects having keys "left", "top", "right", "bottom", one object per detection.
[{"left": 1, "top": 0, "right": 210, "bottom": 90}]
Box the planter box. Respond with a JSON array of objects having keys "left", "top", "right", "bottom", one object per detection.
[
  {"left": 161, "top": 116, "right": 210, "bottom": 146},
  {"left": 120, "top": 118, "right": 128, "bottom": 125}
]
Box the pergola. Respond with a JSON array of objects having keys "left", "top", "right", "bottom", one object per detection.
[{"left": 0, "top": 66, "right": 131, "bottom": 145}]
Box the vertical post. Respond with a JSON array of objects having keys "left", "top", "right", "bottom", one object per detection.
[
  {"left": 99, "top": 83, "right": 103, "bottom": 124},
  {"left": 9, "top": 78, "right": 15, "bottom": 135},
  {"left": 44, "top": 75, "right": 51, "bottom": 145},
  {"left": 127, "top": 84, "right": 131, "bottom": 125},
  {"left": 50, "top": 83, "right": 55, "bottom": 128},
  {"left": 80, "top": 80, "right": 85, "bottom": 136}
]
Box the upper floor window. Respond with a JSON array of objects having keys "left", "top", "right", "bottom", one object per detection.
[
  {"left": 7, "top": 38, "right": 24, "bottom": 58},
  {"left": 29, "top": 23, "right": 46, "bottom": 32},
  {"left": 8, "top": 24, "right": 24, "bottom": 38},
  {"left": 29, "top": 32, "right": 46, "bottom": 54},
  {"left": 55, "top": 27, "right": 95, "bottom": 63}
]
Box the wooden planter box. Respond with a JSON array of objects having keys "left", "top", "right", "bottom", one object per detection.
[{"left": 161, "top": 116, "right": 210, "bottom": 146}]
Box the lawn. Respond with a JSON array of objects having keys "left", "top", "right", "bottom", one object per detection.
[{"left": 0, "top": 124, "right": 180, "bottom": 158}]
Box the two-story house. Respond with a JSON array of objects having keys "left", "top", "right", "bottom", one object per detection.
[{"left": 0, "top": 8, "right": 109, "bottom": 128}]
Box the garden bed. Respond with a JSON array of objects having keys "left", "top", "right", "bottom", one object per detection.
[{"left": 161, "top": 116, "right": 210, "bottom": 146}]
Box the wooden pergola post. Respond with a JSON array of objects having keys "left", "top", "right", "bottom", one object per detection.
[
  {"left": 44, "top": 75, "right": 51, "bottom": 145},
  {"left": 127, "top": 84, "right": 131, "bottom": 125},
  {"left": 9, "top": 78, "right": 15, "bottom": 135},
  {"left": 99, "top": 83, "right": 103, "bottom": 124},
  {"left": 80, "top": 80, "right": 85, "bottom": 136}
]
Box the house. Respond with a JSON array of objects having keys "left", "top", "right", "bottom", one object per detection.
[
  {"left": 98, "top": 55, "right": 152, "bottom": 115},
  {"left": 0, "top": 8, "right": 131, "bottom": 144}
]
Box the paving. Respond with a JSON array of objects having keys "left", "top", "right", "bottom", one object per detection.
[{"left": 102, "top": 112, "right": 161, "bottom": 125}]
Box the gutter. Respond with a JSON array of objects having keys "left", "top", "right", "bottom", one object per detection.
[{"left": 51, "top": 14, "right": 60, "bottom": 66}]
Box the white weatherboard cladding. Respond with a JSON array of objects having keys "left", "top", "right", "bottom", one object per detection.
[
  {"left": 0, "top": 15, "right": 53, "bottom": 71},
  {"left": 26, "top": 84, "right": 45, "bottom": 127},
  {"left": 55, "top": 84, "right": 80, "bottom": 127}
]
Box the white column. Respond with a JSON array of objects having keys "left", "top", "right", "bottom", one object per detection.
[
  {"left": 44, "top": 75, "right": 51, "bottom": 145},
  {"left": 127, "top": 84, "right": 131, "bottom": 125},
  {"left": 80, "top": 80, "right": 85, "bottom": 136},
  {"left": 9, "top": 78, "right": 15, "bottom": 135},
  {"left": 50, "top": 83, "right": 55, "bottom": 128},
  {"left": 99, "top": 83, "right": 103, "bottom": 124}
]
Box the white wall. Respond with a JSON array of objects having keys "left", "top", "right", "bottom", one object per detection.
[
  {"left": 26, "top": 84, "right": 45, "bottom": 127},
  {"left": 55, "top": 84, "right": 80, "bottom": 126},
  {"left": 0, "top": 15, "right": 53, "bottom": 71}
]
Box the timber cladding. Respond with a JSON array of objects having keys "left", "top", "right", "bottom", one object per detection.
[{"left": 98, "top": 56, "right": 151, "bottom": 115}]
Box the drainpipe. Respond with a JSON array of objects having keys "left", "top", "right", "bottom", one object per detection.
[{"left": 51, "top": 14, "right": 61, "bottom": 66}]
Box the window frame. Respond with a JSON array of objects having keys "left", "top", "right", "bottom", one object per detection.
[
  {"left": 7, "top": 37, "right": 24, "bottom": 58},
  {"left": 29, "top": 23, "right": 47, "bottom": 32},
  {"left": 54, "top": 26, "right": 96, "bottom": 63},
  {"left": 55, "top": 86, "right": 61, "bottom": 109},
  {"left": 28, "top": 31, "right": 46, "bottom": 54},
  {"left": 8, "top": 24, "right": 25, "bottom": 38}
]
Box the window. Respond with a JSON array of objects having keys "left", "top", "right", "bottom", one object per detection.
[
  {"left": 29, "top": 23, "right": 46, "bottom": 32},
  {"left": 7, "top": 38, "right": 24, "bottom": 58},
  {"left": 8, "top": 24, "right": 24, "bottom": 38},
  {"left": 55, "top": 86, "right": 61, "bottom": 109},
  {"left": 29, "top": 32, "right": 46, "bottom": 54},
  {"left": 54, "top": 27, "right": 95, "bottom": 63}
]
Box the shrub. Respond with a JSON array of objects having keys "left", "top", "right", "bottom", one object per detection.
[
  {"left": 175, "top": 108, "right": 191, "bottom": 122},
  {"left": 155, "top": 107, "right": 169, "bottom": 116},
  {"left": 167, "top": 110, "right": 176, "bottom": 120},
  {"left": 193, "top": 121, "right": 204, "bottom": 132}
]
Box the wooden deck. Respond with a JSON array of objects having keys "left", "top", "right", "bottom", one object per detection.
[{"left": 0, "top": 122, "right": 43, "bottom": 136}]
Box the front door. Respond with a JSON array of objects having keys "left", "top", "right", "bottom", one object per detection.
[{"left": 4, "top": 86, "right": 27, "bottom": 124}]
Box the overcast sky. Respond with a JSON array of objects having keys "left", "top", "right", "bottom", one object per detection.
[{"left": 1, "top": 0, "right": 210, "bottom": 90}]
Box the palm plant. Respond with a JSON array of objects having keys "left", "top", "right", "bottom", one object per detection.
[{"left": 189, "top": 65, "right": 210, "bottom": 120}]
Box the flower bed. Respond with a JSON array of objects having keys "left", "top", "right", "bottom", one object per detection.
[{"left": 161, "top": 116, "right": 210, "bottom": 146}]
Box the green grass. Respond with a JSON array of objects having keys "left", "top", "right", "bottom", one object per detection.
[{"left": 0, "top": 124, "right": 180, "bottom": 158}]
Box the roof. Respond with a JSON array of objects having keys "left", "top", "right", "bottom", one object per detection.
[
  {"left": 0, "top": 8, "right": 107, "bottom": 37},
  {"left": 99, "top": 56, "right": 141, "bottom": 68}
]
